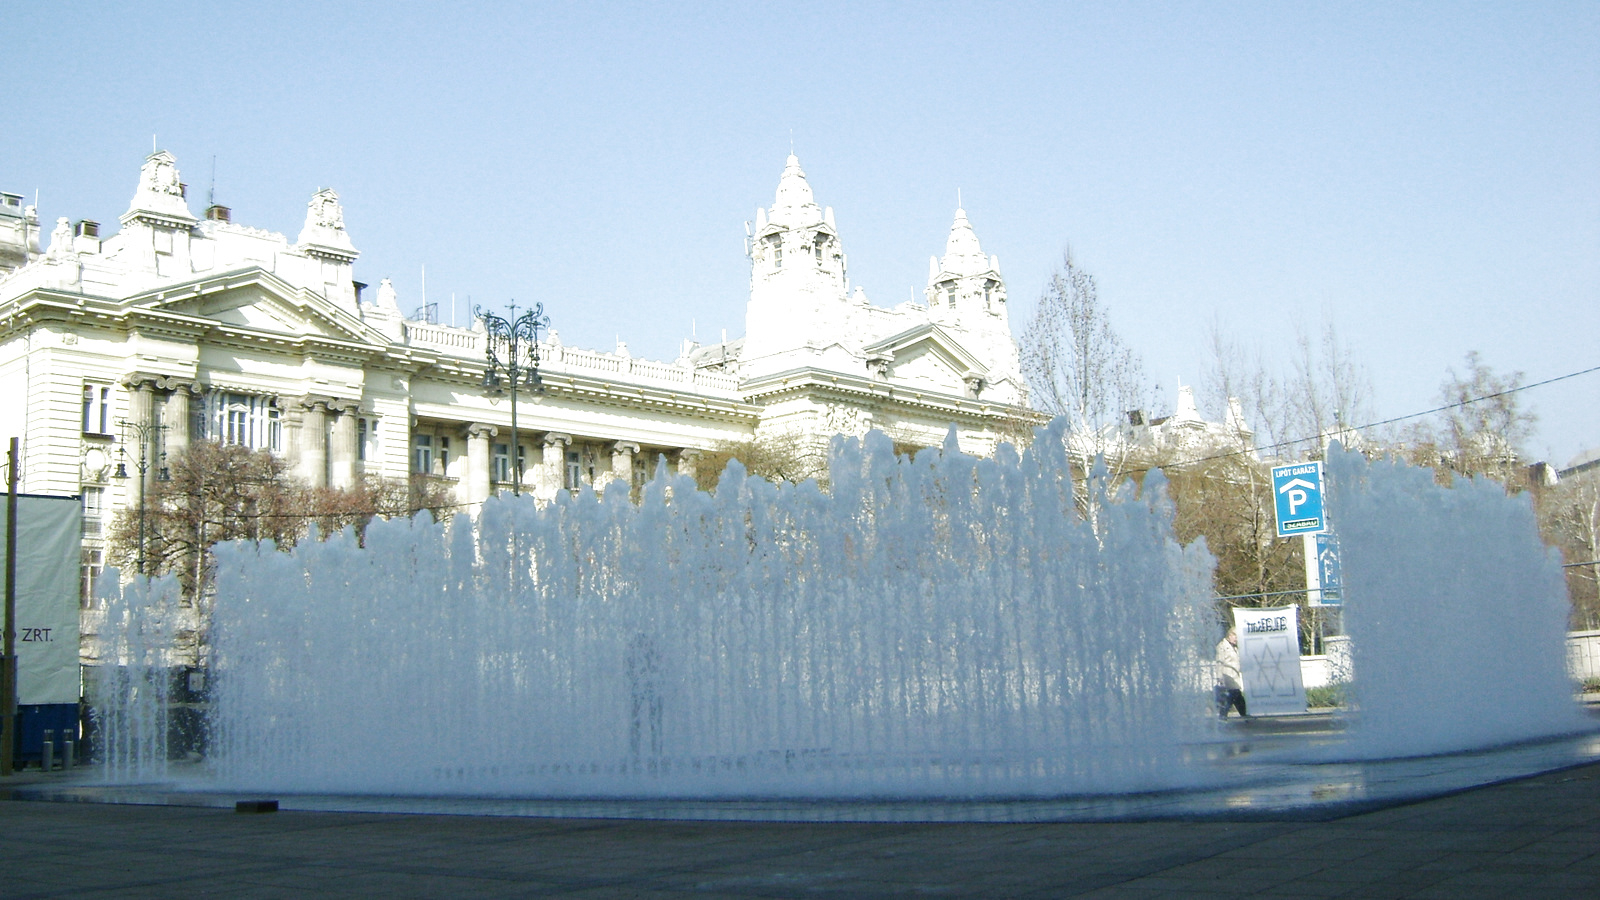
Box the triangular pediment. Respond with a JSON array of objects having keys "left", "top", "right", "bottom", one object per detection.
[
  {"left": 128, "top": 267, "right": 391, "bottom": 346},
  {"left": 863, "top": 323, "right": 989, "bottom": 395}
]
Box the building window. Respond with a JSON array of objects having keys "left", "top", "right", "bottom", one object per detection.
[
  {"left": 357, "top": 418, "right": 368, "bottom": 462},
  {"left": 767, "top": 236, "right": 782, "bottom": 268},
  {"left": 945, "top": 284, "right": 957, "bottom": 307},
  {"left": 81, "top": 548, "right": 104, "bottom": 610},
  {"left": 814, "top": 240, "right": 824, "bottom": 263},
  {"left": 438, "top": 436, "right": 451, "bottom": 475},
  {"left": 413, "top": 434, "right": 433, "bottom": 474},
  {"left": 565, "top": 450, "right": 582, "bottom": 490},
  {"left": 492, "top": 443, "right": 510, "bottom": 483},
  {"left": 82, "top": 384, "right": 111, "bottom": 435},
  {"left": 198, "top": 391, "right": 281, "bottom": 451},
  {"left": 82, "top": 487, "right": 104, "bottom": 537}
]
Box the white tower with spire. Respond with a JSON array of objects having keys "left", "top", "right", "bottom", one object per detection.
[
  {"left": 741, "top": 155, "right": 854, "bottom": 378},
  {"left": 924, "top": 207, "right": 1023, "bottom": 404}
]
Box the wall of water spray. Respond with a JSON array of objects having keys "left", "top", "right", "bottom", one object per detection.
[
  {"left": 1326, "top": 445, "right": 1587, "bottom": 758},
  {"left": 184, "top": 424, "right": 1215, "bottom": 798},
  {"left": 87, "top": 574, "right": 187, "bottom": 783},
  {"left": 89, "top": 430, "right": 1595, "bottom": 795}
]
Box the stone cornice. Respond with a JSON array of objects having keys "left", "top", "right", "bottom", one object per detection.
[
  {"left": 414, "top": 357, "right": 763, "bottom": 426},
  {"left": 118, "top": 209, "right": 197, "bottom": 231},
  {"left": 740, "top": 366, "right": 1041, "bottom": 426}
]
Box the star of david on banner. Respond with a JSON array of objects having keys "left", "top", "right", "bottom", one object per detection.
[{"left": 1232, "top": 605, "right": 1308, "bottom": 715}]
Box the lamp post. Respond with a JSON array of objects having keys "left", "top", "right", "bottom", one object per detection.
[
  {"left": 476, "top": 301, "right": 549, "bottom": 496},
  {"left": 115, "top": 420, "right": 167, "bottom": 576}
]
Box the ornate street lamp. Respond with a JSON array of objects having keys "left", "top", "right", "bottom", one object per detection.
[
  {"left": 476, "top": 301, "right": 550, "bottom": 496},
  {"left": 114, "top": 420, "right": 167, "bottom": 576}
]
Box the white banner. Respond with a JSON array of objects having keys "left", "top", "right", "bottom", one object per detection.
[
  {"left": 1233, "top": 605, "right": 1307, "bottom": 716},
  {"left": 0, "top": 495, "right": 82, "bottom": 705}
]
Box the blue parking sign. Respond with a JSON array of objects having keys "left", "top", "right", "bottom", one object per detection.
[
  {"left": 1272, "top": 461, "right": 1326, "bottom": 537},
  {"left": 1315, "top": 531, "right": 1342, "bottom": 604}
]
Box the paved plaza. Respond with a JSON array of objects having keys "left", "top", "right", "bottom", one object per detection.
[{"left": 0, "top": 759, "right": 1596, "bottom": 898}]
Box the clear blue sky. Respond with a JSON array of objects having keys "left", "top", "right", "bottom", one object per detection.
[{"left": 9, "top": 2, "right": 1598, "bottom": 464}]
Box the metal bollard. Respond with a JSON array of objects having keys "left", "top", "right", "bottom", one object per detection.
[
  {"left": 41, "top": 730, "right": 54, "bottom": 772},
  {"left": 62, "top": 739, "right": 74, "bottom": 770}
]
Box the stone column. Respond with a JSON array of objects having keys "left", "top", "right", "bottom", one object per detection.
[
  {"left": 328, "top": 402, "right": 360, "bottom": 490},
  {"left": 542, "top": 433, "right": 572, "bottom": 499},
  {"left": 604, "top": 441, "right": 640, "bottom": 495},
  {"left": 677, "top": 448, "right": 703, "bottom": 483},
  {"left": 299, "top": 397, "right": 330, "bottom": 488},
  {"left": 161, "top": 379, "right": 197, "bottom": 458},
  {"left": 464, "top": 423, "right": 497, "bottom": 507},
  {"left": 121, "top": 375, "right": 160, "bottom": 489}
]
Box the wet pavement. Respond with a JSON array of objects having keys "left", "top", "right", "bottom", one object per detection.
[
  {"left": 16, "top": 715, "right": 1600, "bottom": 824},
  {"left": 3, "top": 714, "right": 1599, "bottom": 896},
  {"left": 2, "top": 754, "right": 1599, "bottom": 898}
]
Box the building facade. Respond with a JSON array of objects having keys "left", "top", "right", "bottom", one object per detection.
[{"left": 0, "top": 151, "right": 1040, "bottom": 655}]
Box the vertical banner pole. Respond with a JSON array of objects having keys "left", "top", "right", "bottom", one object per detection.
[
  {"left": 1302, "top": 532, "right": 1321, "bottom": 606},
  {"left": 2, "top": 437, "right": 18, "bottom": 775}
]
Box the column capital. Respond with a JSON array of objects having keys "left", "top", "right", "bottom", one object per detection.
[
  {"left": 464, "top": 422, "right": 499, "bottom": 439},
  {"left": 298, "top": 394, "right": 337, "bottom": 413},
  {"left": 119, "top": 372, "right": 163, "bottom": 392},
  {"left": 611, "top": 441, "right": 641, "bottom": 457},
  {"left": 159, "top": 377, "right": 202, "bottom": 395},
  {"left": 677, "top": 448, "right": 704, "bottom": 461},
  {"left": 543, "top": 432, "right": 572, "bottom": 449}
]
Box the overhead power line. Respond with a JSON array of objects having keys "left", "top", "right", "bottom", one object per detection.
[{"left": 1134, "top": 362, "right": 1600, "bottom": 474}]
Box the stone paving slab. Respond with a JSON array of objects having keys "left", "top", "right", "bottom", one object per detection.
[{"left": 1, "top": 761, "right": 1598, "bottom": 898}]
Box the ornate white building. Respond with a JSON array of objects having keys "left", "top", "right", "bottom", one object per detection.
[{"left": 0, "top": 151, "right": 1038, "bottom": 625}]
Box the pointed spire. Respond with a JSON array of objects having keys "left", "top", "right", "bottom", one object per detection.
[
  {"left": 768, "top": 154, "right": 822, "bottom": 228},
  {"left": 1172, "top": 385, "right": 1204, "bottom": 425},
  {"left": 937, "top": 207, "right": 990, "bottom": 277}
]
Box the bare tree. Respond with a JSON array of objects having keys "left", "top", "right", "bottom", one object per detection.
[
  {"left": 1437, "top": 351, "right": 1537, "bottom": 483},
  {"left": 109, "top": 441, "right": 456, "bottom": 600},
  {"left": 1021, "top": 249, "right": 1152, "bottom": 450},
  {"left": 1200, "top": 319, "right": 1288, "bottom": 451},
  {"left": 1200, "top": 319, "right": 1371, "bottom": 461},
  {"left": 1164, "top": 454, "right": 1301, "bottom": 599},
  {"left": 694, "top": 430, "right": 829, "bottom": 491},
  {"left": 1286, "top": 324, "right": 1371, "bottom": 457},
  {"left": 1537, "top": 474, "right": 1600, "bottom": 630}
]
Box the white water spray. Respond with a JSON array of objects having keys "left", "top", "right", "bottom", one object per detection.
[{"left": 201, "top": 426, "right": 1213, "bottom": 797}]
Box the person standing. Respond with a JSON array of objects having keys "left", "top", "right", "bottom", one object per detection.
[{"left": 1215, "top": 626, "right": 1247, "bottom": 718}]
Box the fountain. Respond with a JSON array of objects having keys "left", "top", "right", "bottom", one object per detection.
[
  {"left": 1326, "top": 445, "right": 1588, "bottom": 758},
  {"left": 85, "top": 426, "right": 1596, "bottom": 815}
]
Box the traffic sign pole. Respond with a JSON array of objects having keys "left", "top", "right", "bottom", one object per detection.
[{"left": 1302, "top": 532, "right": 1321, "bottom": 605}]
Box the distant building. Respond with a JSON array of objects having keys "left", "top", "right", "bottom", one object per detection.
[{"left": 0, "top": 150, "right": 1041, "bottom": 663}]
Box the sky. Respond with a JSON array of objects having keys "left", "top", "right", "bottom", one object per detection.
[{"left": 9, "top": 2, "right": 1598, "bottom": 464}]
